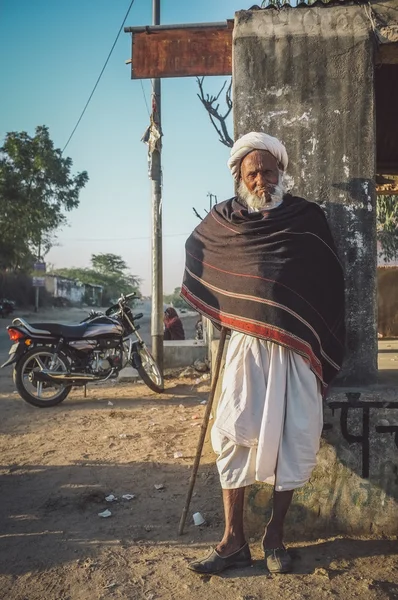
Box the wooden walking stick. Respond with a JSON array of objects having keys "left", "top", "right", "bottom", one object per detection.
[{"left": 178, "top": 327, "right": 228, "bottom": 535}]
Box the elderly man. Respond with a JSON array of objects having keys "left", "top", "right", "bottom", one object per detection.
[{"left": 182, "top": 132, "right": 345, "bottom": 574}]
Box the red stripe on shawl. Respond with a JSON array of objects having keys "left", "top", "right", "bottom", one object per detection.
[
  {"left": 185, "top": 249, "right": 343, "bottom": 347},
  {"left": 181, "top": 286, "right": 324, "bottom": 386}
]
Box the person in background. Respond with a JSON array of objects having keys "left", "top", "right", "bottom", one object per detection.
[
  {"left": 163, "top": 307, "right": 185, "bottom": 341},
  {"left": 195, "top": 317, "right": 204, "bottom": 340}
]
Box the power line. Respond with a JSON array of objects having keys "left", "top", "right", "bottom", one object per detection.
[
  {"left": 140, "top": 80, "right": 151, "bottom": 116},
  {"left": 62, "top": 0, "right": 136, "bottom": 154},
  {"left": 57, "top": 232, "right": 191, "bottom": 243}
]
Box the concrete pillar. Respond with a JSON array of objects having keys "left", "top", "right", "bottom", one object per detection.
[{"left": 233, "top": 5, "right": 377, "bottom": 385}]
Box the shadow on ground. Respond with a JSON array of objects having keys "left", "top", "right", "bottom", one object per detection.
[{"left": 1, "top": 458, "right": 397, "bottom": 578}]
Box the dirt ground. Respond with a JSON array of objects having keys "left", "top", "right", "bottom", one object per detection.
[{"left": 0, "top": 352, "right": 398, "bottom": 598}]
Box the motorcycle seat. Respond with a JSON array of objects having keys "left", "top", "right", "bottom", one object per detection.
[
  {"left": 12, "top": 318, "right": 51, "bottom": 335},
  {"left": 27, "top": 321, "right": 89, "bottom": 338}
]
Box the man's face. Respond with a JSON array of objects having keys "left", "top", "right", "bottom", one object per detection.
[{"left": 240, "top": 150, "right": 280, "bottom": 202}]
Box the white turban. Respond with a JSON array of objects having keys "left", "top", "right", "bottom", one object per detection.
[{"left": 227, "top": 132, "right": 288, "bottom": 181}]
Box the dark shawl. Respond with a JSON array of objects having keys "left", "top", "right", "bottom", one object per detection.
[{"left": 181, "top": 194, "right": 345, "bottom": 387}]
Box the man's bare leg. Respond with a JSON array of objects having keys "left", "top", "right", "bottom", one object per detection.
[
  {"left": 262, "top": 489, "right": 294, "bottom": 549},
  {"left": 215, "top": 487, "right": 247, "bottom": 556}
]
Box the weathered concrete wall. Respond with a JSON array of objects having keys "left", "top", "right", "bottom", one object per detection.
[
  {"left": 246, "top": 403, "right": 398, "bottom": 538},
  {"left": 233, "top": 5, "right": 377, "bottom": 385}
]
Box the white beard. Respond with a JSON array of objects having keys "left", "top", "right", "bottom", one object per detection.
[{"left": 237, "top": 172, "right": 286, "bottom": 211}]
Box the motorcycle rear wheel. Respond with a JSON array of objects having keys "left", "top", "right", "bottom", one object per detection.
[
  {"left": 14, "top": 347, "right": 72, "bottom": 408},
  {"left": 133, "top": 346, "right": 164, "bottom": 393}
]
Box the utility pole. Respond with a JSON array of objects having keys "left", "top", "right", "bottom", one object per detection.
[
  {"left": 34, "top": 240, "right": 41, "bottom": 313},
  {"left": 151, "top": 0, "right": 163, "bottom": 373},
  {"left": 34, "top": 284, "right": 39, "bottom": 313},
  {"left": 207, "top": 192, "right": 217, "bottom": 212}
]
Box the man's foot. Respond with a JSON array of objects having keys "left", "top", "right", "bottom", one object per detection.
[
  {"left": 262, "top": 529, "right": 292, "bottom": 573},
  {"left": 188, "top": 543, "right": 252, "bottom": 574},
  {"left": 215, "top": 537, "right": 246, "bottom": 557},
  {"left": 262, "top": 525, "right": 283, "bottom": 550},
  {"left": 263, "top": 547, "right": 293, "bottom": 573}
]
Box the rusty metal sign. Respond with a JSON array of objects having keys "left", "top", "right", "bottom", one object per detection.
[{"left": 128, "top": 24, "right": 233, "bottom": 79}]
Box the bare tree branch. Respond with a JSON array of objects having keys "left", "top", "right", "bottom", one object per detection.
[
  {"left": 192, "top": 207, "right": 204, "bottom": 221},
  {"left": 196, "top": 77, "right": 234, "bottom": 148}
]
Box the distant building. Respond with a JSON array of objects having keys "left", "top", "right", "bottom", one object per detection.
[{"left": 44, "top": 274, "right": 103, "bottom": 305}]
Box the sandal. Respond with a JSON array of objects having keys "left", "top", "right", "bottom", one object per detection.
[
  {"left": 188, "top": 543, "right": 252, "bottom": 574},
  {"left": 264, "top": 546, "right": 293, "bottom": 573}
]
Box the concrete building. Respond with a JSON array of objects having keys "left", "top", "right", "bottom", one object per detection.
[{"left": 44, "top": 274, "right": 103, "bottom": 306}]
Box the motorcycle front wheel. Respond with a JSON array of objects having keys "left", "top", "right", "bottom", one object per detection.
[
  {"left": 133, "top": 346, "right": 164, "bottom": 393},
  {"left": 14, "top": 347, "right": 72, "bottom": 408}
]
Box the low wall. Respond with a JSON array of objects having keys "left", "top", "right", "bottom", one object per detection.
[
  {"left": 211, "top": 340, "right": 398, "bottom": 537},
  {"left": 119, "top": 340, "right": 208, "bottom": 381},
  {"left": 163, "top": 340, "right": 207, "bottom": 369}
]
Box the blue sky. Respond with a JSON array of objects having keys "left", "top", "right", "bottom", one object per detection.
[{"left": 0, "top": 0, "right": 253, "bottom": 295}]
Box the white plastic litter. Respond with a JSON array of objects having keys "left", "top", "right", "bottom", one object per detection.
[
  {"left": 122, "top": 494, "right": 136, "bottom": 500},
  {"left": 105, "top": 494, "right": 117, "bottom": 502},
  {"left": 119, "top": 433, "right": 127, "bottom": 439},
  {"left": 154, "top": 484, "right": 164, "bottom": 490},
  {"left": 193, "top": 512, "right": 206, "bottom": 526},
  {"left": 108, "top": 401, "right": 114, "bottom": 406},
  {"left": 98, "top": 509, "right": 112, "bottom": 518},
  {"left": 200, "top": 400, "right": 207, "bottom": 405},
  {"left": 173, "top": 451, "right": 183, "bottom": 459}
]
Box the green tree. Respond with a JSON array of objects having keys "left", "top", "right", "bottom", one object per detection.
[
  {"left": 91, "top": 253, "right": 129, "bottom": 276},
  {"left": 377, "top": 195, "right": 398, "bottom": 261},
  {"left": 0, "top": 125, "right": 88, "bottom": 270},
  {"left": 52, "top": 253, "right": 140, "bottom": 305},
  {"left": 164, "top": 287, "right": 190, "bottom": 310}
]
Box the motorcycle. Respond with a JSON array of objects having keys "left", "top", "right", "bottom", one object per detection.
[
  {"left": 0, "top": 298, "right": 15, "bottom": 318},
  {"left": 1, "top": 292, "right": 164, "bottom": 408}
]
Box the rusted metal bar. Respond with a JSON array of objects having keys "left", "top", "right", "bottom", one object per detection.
[{"left": 124, "top": 21, "right": 231, "bottom": 33}]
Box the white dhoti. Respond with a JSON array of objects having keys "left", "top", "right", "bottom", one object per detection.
[{"left": 211, "top": 331, "right": 323, "bottom": 491}]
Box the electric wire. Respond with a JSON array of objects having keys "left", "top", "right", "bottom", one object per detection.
[
  {"left": 58, "top": 233, "right": 191, "bottom": 243},
  {"left": 62, "top": 0, "right": 136, "bottom": 154},
  {"left": 140, "top": 80, "right": 151, "bottom": 116}
]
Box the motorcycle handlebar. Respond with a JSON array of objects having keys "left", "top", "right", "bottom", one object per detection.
[{"left": 105, "top": 292, "right": 139, "bottom": 316}]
